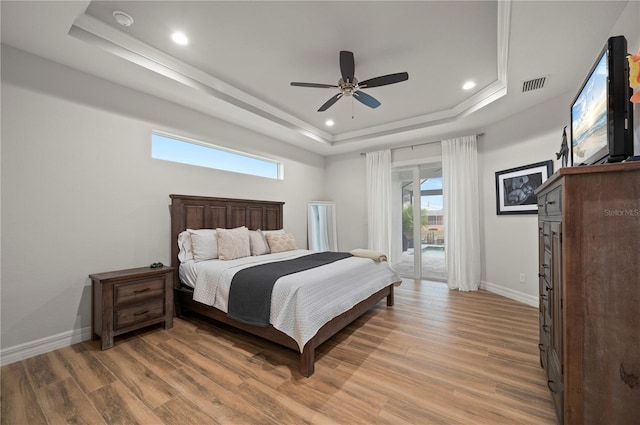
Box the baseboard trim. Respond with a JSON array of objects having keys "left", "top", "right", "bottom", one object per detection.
[
  {"left": 480, "top": 280, "right": 539, "bottom": 308},
  {"left": 1, "top": 326, "right": 92, "bottom": 366}
]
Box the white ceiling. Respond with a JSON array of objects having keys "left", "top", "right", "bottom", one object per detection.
[{"left": 0, "top": 1, "right": 630, "bottom": 156}]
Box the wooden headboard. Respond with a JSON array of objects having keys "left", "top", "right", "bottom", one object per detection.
[{"left": 169, "top": 194, "right": 284, "bottom": 286}]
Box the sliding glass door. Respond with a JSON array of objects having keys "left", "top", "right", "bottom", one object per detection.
[{"left": 391, "top": 165, "right": 446, "bottom": 281}]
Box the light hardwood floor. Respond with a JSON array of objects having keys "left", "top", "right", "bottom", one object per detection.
[{"left": 1, "top": 280, "right": 556, "bottom": 424}]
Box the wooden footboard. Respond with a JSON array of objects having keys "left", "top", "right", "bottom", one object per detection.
[
  {"left": 175, "top": 287, "right": 300, "bottom": 352},
  {"left": 175, "top": 283, "right": 395, "bottom": 377},
  {"left": 298, "top": 284, "right": 395, "bottom": 376}
]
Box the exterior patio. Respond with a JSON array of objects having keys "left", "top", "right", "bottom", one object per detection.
[{"left": 393, "top": 245, "right": 446, "bottom": 281}]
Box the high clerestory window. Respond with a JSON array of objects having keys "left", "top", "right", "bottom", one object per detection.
[{"left": 151, "top": 132, "right": 282, "bottom": 180}]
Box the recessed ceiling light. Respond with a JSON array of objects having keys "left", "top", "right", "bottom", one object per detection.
[
  {"left": 462, "top": 81, "right": 476, "bottom": 90},
  {"left": 113, "top": 11, "right": 134, "bottom": 27},
  {"left": 171, "top": 32, "right": 189, "bottom": 46},
  {"left": 325, "top": 119, "right": 335, "bottom": 127}
]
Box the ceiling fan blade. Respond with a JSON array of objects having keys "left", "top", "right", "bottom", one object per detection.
[
  {"left": 340, "top": 51, "right": 355, "bottom": 83},
  {"left": 353, "top": 90, "right": 381, "bottom": 109},
  {"left": 290, "top": 82, "right": 338, "bottom": 88},
  {"left": 318, "top": 93, "right": 343, "bottom": 112},
  {"left": 358, "top": 72, "right": 409, "bottom": 88}
]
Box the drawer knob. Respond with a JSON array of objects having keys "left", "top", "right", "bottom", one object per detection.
[
  {"left": 543, "top": 325, "right": 550, "bottom": 333},
  {"left": 546, "top": 201, "right": 556, "bottom": 205},
  {"left": 133, "top": 310, "right": 150, "bottom": 316},
  {"left": 133, "top": 288, "right": 150, "bottom": 294},
  {"left": 542, "top": 264, "right": 549, "bottom": 269},
  {"left": 547, "top": 379, "right": 557, "bottom": 393}
]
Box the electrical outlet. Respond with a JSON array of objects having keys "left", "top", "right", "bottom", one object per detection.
[{"left": 519, "top": 273, "right": 526, "bottom": 284}]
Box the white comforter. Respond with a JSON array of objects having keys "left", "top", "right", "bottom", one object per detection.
[{"left": 180, "top": 249, "right": 400, "bottom": 352}]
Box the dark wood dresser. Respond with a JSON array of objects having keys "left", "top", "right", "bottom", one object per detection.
[
  {"left": 90, "top": 266, "right": 174, "bottom": 349},
  {"left": 535, "top": 161, "right": 640, "bottom": 424}
]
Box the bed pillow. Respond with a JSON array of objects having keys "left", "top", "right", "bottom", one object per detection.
[
  {"left": 217, "top": 226, "right": 251, "bottom": 260},
  {"left": 177, "top": 230, "right": 194, "bottom": 262},
  {"left": 258, "top": 229, "right": 286, "bottom": 254},
  {"left": 249, "top": 230, "right": 270, "bottom": 256},
  {"left": 260, "top": 229, "right": 285, "bottom": 252},
  {"left": 265, "top": 232, "right": 297, "bottom": 253},
  {"left": 187, "top": 229, "right": 218, "bottom": 262}
]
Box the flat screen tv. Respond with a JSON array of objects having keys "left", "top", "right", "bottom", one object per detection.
[{"left": 570, "top": 35, "right": 634, "bottom": 166}]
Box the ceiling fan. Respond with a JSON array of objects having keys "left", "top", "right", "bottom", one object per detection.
[{"left": 290, "top": 51, "right": 409, "bottom": 112}]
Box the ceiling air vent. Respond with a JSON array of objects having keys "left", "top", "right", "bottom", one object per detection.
[{"left": 522, "top": 76, "right": 547, "bottom": 93}]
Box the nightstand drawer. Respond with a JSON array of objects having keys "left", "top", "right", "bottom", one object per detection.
[
  {"left": 114, "top": 299, "right": 165, "bottom": 330},
  {"left": 91, "top": 265, "right": 174, "bottom": 350},
  {"left": 114, "top": 278, "right": 165, "bottom": 306}
]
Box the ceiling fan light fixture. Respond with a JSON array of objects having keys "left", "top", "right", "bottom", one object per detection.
[
  {"left": 338, "top": 77, "right": 358, "bottom": 96},
  {"left": 171, "top": 31, "right": 189, "bottom": 46}
]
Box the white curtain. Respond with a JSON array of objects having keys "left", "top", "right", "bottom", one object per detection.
[
  {"left": 366, "top": 150, "right": 392, "bottom": 257},
  {"left": 441, "top": 136, "right": 481, "bottom": 291}
]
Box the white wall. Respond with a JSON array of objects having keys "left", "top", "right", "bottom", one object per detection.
[
  {"left": 0, "top": 46, "right": 325, "bottom": 359},
  {"left": 478, "top": 94, "right": 566, "bottom": 304},
  {"left": 324, "top": 152, "right": 368, "bottom": 251}
]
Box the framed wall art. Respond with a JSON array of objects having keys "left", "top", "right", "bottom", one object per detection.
[{"left": 495, "top": 160, "right": 554, "bottom": 215}]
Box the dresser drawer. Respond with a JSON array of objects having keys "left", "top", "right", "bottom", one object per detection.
[
  {"left": 114, "top": 299, "right": 165, "bottom": 330},
  {"left": 543, "top": 186, "right": 562, "bottom": 215},
  {"left": 542, "top": 222, "right": 551, "bottom": 250},
  {"left": 539, "top": 313, "right": 549, "bottom": 370},
  {"left": 537, "top": 193, "right": 547, "bottom": 216},
  {"left": 542, "top": 251, "right": 552, "bottom": 284},
  {"left": 114, "top": 278, "right": 165, "bottom": 306},
  {"left": 547, "top": 348, "right": 564, "bottom": 424}
]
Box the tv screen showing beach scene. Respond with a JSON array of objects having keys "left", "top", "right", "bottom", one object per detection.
[{"left": 571, "top": 51, "right": 608, "bottom": 165}]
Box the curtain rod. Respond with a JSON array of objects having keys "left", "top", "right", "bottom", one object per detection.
[{"left": 359, "top": 133, "right": 485, "bottom": 157}]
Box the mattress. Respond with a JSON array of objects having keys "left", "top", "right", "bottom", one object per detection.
[{"left": 179, "top": 249, "right": 400, "bottom": 351}]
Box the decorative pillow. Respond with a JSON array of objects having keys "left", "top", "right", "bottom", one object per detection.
[
  {"left": 216, "top": 227, "right": 251, "bottom": 260},
  {"left": 177, "top": 230, "right": 194, "bottom": 262},
  {"left": 187, "top": 229, "right": 218, "bottom": 262},
  {"left": 260, "top": 229, "right": 285, "bottom": 252},
  {"left": 249, "top": 230, "right": 270, "bottom": 256},
  {"left": 265, "top": 233, "right": 297, "bottom": 253}
]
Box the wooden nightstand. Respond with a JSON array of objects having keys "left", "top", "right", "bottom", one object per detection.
[{"left": 90, "top": 266, "right": 174, "bottom": 350}]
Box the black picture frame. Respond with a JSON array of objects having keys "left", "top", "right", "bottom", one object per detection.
[{"left": 495, "top": 160, "right": 554, "bottom": 215}]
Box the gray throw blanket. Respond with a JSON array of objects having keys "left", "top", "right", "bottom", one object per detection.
[{"left": 227, "top": 251, "right": 353, "bottom": 327}]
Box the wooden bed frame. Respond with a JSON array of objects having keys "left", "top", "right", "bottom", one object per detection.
[{"left": 169, "top": 194, "right": 395, "bottom": 377}]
